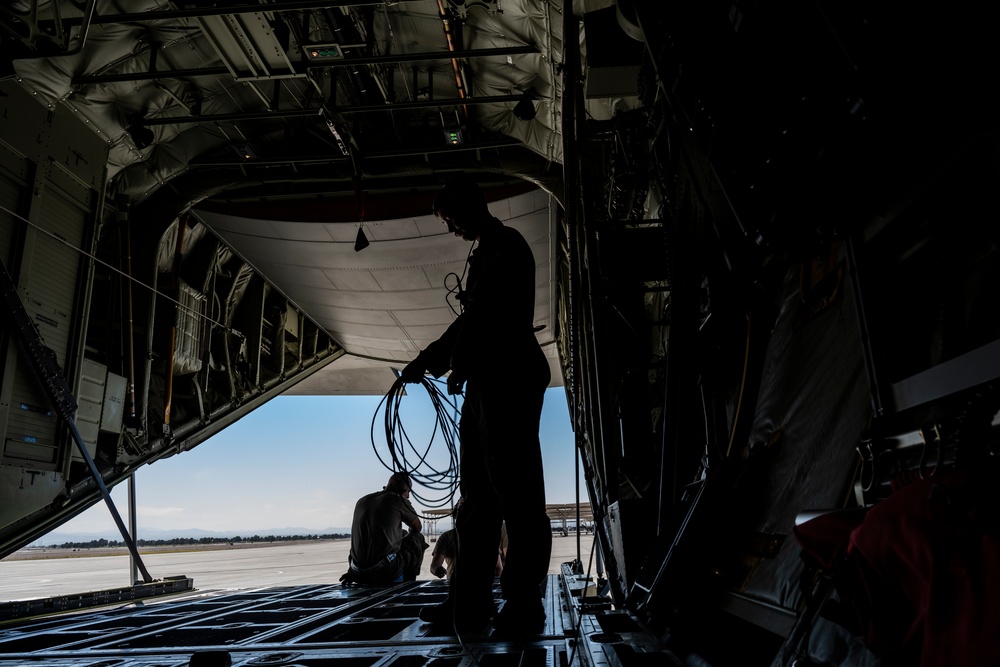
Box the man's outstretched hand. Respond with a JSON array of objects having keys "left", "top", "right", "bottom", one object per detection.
[
  {"left": 400, "top": 356, "right": 426, "bottom": 383},
  {"left": 447, "top": 371, "right": 466, "bottom": 395}
]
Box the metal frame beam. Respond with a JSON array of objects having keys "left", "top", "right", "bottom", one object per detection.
[
  {"left": 73, "top": 46, "right": 539, "bottom": 85},
  {"left": 58, "top": 0, "right": 424, "bottom": 26},
  {"left": 190, "top": 138, "right": 521, "bottom": 165},
  {"left": 138, "top": 95, "right": 532, "bottom": 125},
  {"left": 140, "top": 108, "right": 322, "bottom": 126},
  {"left": 333, "top": 94, "right": 530, "bottom": 114}
]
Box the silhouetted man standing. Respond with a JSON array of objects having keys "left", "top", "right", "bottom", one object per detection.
[{"left": 402, "top": 175, "right": 551, "bottom": 637}]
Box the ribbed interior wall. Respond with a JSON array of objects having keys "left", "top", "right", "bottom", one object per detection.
[{"left": 4, "top": 185, "right": 88, "bottom": 467}]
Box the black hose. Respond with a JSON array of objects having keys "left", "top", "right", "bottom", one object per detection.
[{"left": 370, "top": 375, "right": 462, "bottom": 515}]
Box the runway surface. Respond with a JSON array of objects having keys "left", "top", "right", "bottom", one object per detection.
[{"left": 1, "top": 534, "right": 597, "bottom": 602}]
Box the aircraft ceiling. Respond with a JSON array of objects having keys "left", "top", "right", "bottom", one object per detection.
[
  {"left": 193, "top": 186, "right": 561, "bottom": 395},
  {"left": 5, "top": 0, "right": 618, "bottom": 394},
  {"left": 6, "top": 0, "right": 616, "bottom": 206}
]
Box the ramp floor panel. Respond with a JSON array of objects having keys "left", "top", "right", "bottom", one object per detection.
[{"left": 0, "top": 572, "right": 673, "bottom": 666}]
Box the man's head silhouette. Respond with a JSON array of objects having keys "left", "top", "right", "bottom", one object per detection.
[{"left": 434, "top": 175, "right": 488, "bottom": 241}]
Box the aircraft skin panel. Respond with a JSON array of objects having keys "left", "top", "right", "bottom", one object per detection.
[
  {"left": 273, "top": 220, "right": 352, "bottom": 243},
  {"left": 4, "top": 362, "right": 61, "bottom": 467},
  {"left": 1, "top": 165, "right": 93, "bottom": 490},
  {"left": 0, "top": 466, "right": 64, "bottom": 529},
  {"left": 0, "top": 157, "right": 29, "bottom": 468},
  {"left": 23, "top": 187, "right": 89, "bottom": 366}
]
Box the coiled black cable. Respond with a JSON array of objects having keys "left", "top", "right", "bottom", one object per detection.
[
  {"left": 370, "top": 375, "right": 462, "bottom": 516},
  {"left": 371, "top": 375, "right": 483, "bottom": 660}
]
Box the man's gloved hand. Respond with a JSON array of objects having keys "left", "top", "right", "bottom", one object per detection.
[
  {"left": 446, "top": 371, "right": 466, "bottom": 395},
  {"left": 400, "top": 356, "right": 426, "bottom": 384}
]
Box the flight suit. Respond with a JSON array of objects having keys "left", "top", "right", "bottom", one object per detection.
[
  {"left": 413, "top": 215, "right": 551, "bottom": 626},
  {"left": 346, "top": 489, "right": 425, "bottom": 584}
]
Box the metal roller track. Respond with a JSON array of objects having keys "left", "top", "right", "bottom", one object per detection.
[{"left": 0, "top": 570, "right": 673, "bottom": 667}]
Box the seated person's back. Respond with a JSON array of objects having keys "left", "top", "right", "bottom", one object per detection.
[{"left": 344, "top": 471, "right": 427, "bottom": 584}]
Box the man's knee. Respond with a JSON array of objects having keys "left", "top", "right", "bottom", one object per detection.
[
  {"left": 399, "top": 532, "right": 429, "bottom": 579},
  {"left": 402, "top": 530, "right": 429, "bottom": 555}
]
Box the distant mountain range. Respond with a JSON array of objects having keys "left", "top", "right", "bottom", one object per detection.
[{"left": 31, "top": 526, "right": 351, "bottom": 546}]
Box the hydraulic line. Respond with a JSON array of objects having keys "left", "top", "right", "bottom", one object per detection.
[
  {"left": 435, "top": 0, "right": 469, "bottom": 120},
  {"left": 117, "top": 195, "right": 138, "bottom": 423}
]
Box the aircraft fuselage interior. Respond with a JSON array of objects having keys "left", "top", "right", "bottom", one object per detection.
[{"left": 1, "top": 1, "right": 998, "bottom": 665}]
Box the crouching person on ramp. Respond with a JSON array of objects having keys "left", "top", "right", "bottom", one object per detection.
[{"left": 341, "top": 471, "right": 428, "bottom": 585}]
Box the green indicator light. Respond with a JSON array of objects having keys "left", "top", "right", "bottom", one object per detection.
[{"left": 307, "top": 46, "right": 341, "bottom": 60}]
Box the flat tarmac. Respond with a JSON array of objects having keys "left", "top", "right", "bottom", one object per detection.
[{"left": 0, "top": 533, "right": 598, "bottom": 602}]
